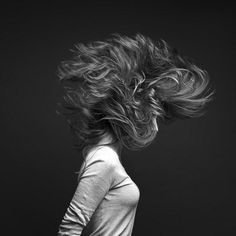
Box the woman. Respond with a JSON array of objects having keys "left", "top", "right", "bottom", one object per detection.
[{"left": 56, "top": 33, "right": 215, "bottom": 235}]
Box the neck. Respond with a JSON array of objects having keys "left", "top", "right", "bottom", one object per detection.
[
  {"left": 98, "top": 131, "right": 123, "bottom": 158},
  {"left": 83, "top": 131, "right": 123, "bottom": 159},
  {"left": 97, "top": 131, "right": 114, "bottom": 145}
]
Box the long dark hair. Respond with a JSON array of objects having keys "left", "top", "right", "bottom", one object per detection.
[{"left": 56, "top": 33, "right": 215, "bottom": 152}]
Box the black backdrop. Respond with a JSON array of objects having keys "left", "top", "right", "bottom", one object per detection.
[{"left": 1, "top": 2, "right": 235, "bottom": 236}]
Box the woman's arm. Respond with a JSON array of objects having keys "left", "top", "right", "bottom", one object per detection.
[{"left": 57, "top": 148, "right": 116, "bottom": 235}]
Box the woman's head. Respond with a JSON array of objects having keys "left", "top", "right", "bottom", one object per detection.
[{"left": 57, "top": 33, "right": 215, "bottom": 152}]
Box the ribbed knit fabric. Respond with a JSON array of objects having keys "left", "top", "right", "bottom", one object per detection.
[{"left": 58, "top": 145, "right": 140, "bottom": 236}]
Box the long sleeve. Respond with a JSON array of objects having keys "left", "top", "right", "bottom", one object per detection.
[{"left": 57, "top": 149, "right": 117, "bottom": 236}]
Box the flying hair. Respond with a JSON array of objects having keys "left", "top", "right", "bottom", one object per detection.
[{"left": 56, "top": 33, "right": 215, "bottom": 152}]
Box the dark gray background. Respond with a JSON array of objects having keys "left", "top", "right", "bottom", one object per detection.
[{"left": 1, "top": 2, "right": 235, "bottom": 236}]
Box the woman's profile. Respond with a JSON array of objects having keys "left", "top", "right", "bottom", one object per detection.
[{"left": 56, "top": 33, "right": 215, "bottom": 235}]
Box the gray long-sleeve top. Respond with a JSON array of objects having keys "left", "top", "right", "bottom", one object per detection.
[{"left": 58, "top": 145, "right": 140, "bottom": 236}]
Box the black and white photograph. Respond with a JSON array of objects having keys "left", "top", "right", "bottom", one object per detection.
[{"left": 1, "top": 2, "right": 235, "bottom": 236}]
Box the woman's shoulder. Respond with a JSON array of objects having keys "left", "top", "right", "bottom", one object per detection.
[{"left": 85, "top": 145, "right": 120, "bottom": 167}]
